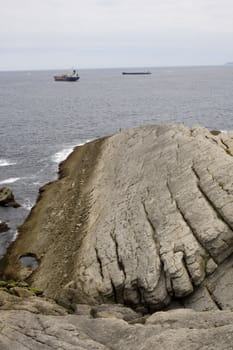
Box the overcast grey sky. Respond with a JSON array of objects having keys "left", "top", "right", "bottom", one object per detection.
[{"left": 1, "top": 0, "right": 233, "bottom": 70}]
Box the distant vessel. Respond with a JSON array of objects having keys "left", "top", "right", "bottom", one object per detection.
[
  {"left": 122, "top": 71, "right": 151, "bottom": 75},
  {"left": 54, "top": 69, "right": 80, "bottom": 82}
]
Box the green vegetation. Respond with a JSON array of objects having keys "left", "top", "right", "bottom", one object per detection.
[{"left": 0, "top": 280, "right": 43, "bottom": 296}]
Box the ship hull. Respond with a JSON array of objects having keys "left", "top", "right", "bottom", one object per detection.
[
  {"left": 122, "top": 72, "right": 151, "bottom": 75},
  {"left": 54, "top": 76, "right": 80, "bottom": 82}
]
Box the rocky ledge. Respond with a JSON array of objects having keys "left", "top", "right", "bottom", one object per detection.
[
  {"left": 0, "top": 187, "right": 20, "bottom": 208},
  {"left": 0, "top": 221, "right": 9, "bottom": 233},
  {"left": 2, "top": 124, "right": 233, "bottom": 312},
  {"left": 1, "top": 306, "right": 233, "bottom": 349},
  {"left": 2, "top": 124, "right": 233, "bottom": 348},
  {"left": 0, "top": 284, "right": 232, "bottom": 349}
]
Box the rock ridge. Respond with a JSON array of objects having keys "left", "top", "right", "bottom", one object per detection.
[{"left": 2, "top": 124, "right": 233, "bottom": 312}]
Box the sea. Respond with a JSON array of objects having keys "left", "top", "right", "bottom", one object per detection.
[{"left": 1, "top": 65, "right": 233, "bottom": 257}]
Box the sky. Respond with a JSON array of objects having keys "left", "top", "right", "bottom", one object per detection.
[{"left": 1, "top": 0, "right": 233, "bottom": 70}]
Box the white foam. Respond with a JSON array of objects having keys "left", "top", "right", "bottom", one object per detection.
[
  {"left": 52, "top": 140, "right": 92, "bottom": 164},
  {"left": 12, "top": 230, "right": 19, "bottom": 242},
  {"left": 77, "top": 139, "right": 92, "bottom": 146},
  {"left": 0, "top": 159, "right": 16, "bottom": 167},
  {"left": 52, "top": 148, "right": 74, "bottom": 163},
  {"left": 22, "top": 199, "right": 33, "bottom": 211},
  {"left": 0, "top": 177, "right": 20, "bottom": 185}
]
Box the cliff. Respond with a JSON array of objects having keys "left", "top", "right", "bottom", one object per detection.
[
  {"left": 2, "top": 124, "right": 233, "bottom": 348},
  {"left": 2, "top": 124, "right": 233, "bottom": 313}
]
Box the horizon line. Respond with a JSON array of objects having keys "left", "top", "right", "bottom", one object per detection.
[{"left": 0, "top": 63, "right": 228, "bottom": 72}]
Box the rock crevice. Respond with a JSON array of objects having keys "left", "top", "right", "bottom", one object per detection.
[{"left": 2, "top": 125, "right": 233, "bottom": 311}]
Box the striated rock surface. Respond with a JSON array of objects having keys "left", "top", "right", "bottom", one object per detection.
[
  {"left": 0, "top": 290, "right": 67, "bottom": 316},
  {"left": 0, "top": 308, "right": 233, "bottom": 349},
  {"left": 2, "top": 124, "right": 233, "bottom": 311}
]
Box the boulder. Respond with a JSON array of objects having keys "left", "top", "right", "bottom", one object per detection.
[
  {"left": 0, "top": 290, "right": 67, "bottom": 316},
  {"left": 90, "top": 303, "right": 142, "bottom": 321},
  {"left": 0, "top": 221, "right": 9, "bottom": 233},
  {"left": 0, "top": 187, "right": 20, "bottom": 208},
  {"left": 3, "top": 125, "right": 233, "bottom": 311}
]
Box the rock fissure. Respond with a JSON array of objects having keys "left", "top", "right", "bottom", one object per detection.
[
  {"left": 205, "top": 285, "right": 222, "bottom": 310},
  {"left": 191, "top": 165, "right": 233, "bottom": 251},
  {"left": 109, "top": 227, "right": 126, "bottom": 282},
  {"left": 3, "top": 328, "right": 41, "bottom": 350},
  {"left": 219, "top": 138, "right": 233, "bottom": 156},
  {"left": 22, "top": 333, "right": 56, "bottom": 349},
  {"left": 95, "top": 248, "right": 104, "bottom": 281},
  {"left": 166, "top": 179, "right": 213, "bottom": 275},
  {"left": 110, "top": 279, "right": 118, "bottom": 303},
  {"left": 3, "top": 125, "right": 233, "bottom": 313},
  {"left": 141, "top": 200, "right": 160, "bottom": 253},
  {"left": 206, "top": 166, "right": 233, "bottom": 197}
]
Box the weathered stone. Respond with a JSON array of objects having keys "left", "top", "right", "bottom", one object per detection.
[
  {"left": 0, "top": 290, "right": 19, "bottom": 306},
  {"left": 17, "top": 281, "right": 29, "bottom": 288},
  {"left": 186, "top": 254, "right": 233, "bottom": 311},
  {"left": 0, "top": 221, "right": 9, "bottom": 233},
  {"left": 0, "top": 280, "right": 7, "bottom": 287},
  {"left": 0, "top": 308, "right": 233, "bottom": 349},
  {"left": 0, "top": 187, "right": 20, "bottom": 208},
  {"left": 3, "top": 125, "right": 233, "bottom": 311},
  {"left": 91, "top": 304, "right": 142, "bottom": 321},
  {"left": 55, "top": 287, "right": 81, "bottom": 311},
  {"left": 10, "top": 286, "right": 35, "bottom": 298},
  {"left": 184, "top": 286, "right": 218, "bottom": 311},
  {"left": 73, "top": 303, "right": 92, "bottom": 316},
  {"left": 0, "top": 290, "right": 67, "bottom": 315}
]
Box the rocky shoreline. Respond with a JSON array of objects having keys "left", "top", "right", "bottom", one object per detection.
[{"left": 1, "top": 124, "right": 233, "bottom": 348}]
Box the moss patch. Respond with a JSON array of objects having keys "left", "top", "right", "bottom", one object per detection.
[{"left": 0, "top": 280, "right": 43, "bottom": 297}]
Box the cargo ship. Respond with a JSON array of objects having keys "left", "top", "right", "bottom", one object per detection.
[
  {"left": 122, "top": 71, "right": 151, "bottom": 75},
  {"left": 54, "top": 70, "right": 80, "bottom": 81}
]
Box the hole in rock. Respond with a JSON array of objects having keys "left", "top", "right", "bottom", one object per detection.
[{"left": 19, "top": 253, "right": 39, "bottom": 269}]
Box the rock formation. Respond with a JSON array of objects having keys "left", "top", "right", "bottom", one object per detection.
[
  {"left": 0, "top": 306, "right": 233, "bottom": 349},
  {"left": 0, "top": 187, "right": 20, "bottom": 208},
  {"left": 0, "top": 287, "right": 232, "bottom": 349},
  {"left": 0, "top": 221, "right": 9, "bottom": 233},
  {"left": 2, "top": 124, "right": 233, "bottom": 313}
]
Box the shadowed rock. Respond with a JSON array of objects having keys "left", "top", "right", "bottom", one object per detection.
[
  {"left": 3, "top": 125, "right": 233, "bottom": 311},
  {"left": 0, "top": 221, "right": 9, "bottom": 233},
  {"left": 0, "top": 187, "right": 20, "bottom": 208},
  {"left": 0, "top": 308, "right": 233, "bottom": 349}
]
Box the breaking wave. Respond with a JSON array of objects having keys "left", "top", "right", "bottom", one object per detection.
[
  {"left": 52, "top": 148, "right": 74, "bottom": 164},
  {"left": 0, "top": 177, "right": 20, "bottom": 185},
  {"left": 0, "top": 159, "right": 16, "bottom": 167},
  {"left": 22, "top": 198, "right": 33, "bottom": 211},
  {"left": 51, "top": 140, "right": 92, "bottom": 164}
]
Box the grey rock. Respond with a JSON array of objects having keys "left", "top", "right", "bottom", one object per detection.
[
  {"left": 73, "top": 303, "right": 92, "bottom": 316},
  {"left": 10, "top": 286, "right": 36, "bottom": 298},
  {"left": 0, "top": 221, "right": 9, "bottom": 233},
  {"left": 0, "top": 308, "right": 233, "bottom": 349},
  {"left": 184, "top": 286, "right": 219, "bottom": 311},
  {"left": 3, "top": 125, "right": 233, "bottom": 311},
  {"left": 91, "top": 303, "right": 142, "bottom": 321},
  {"left": 0, "top": 291, "right": 67, "bottom": 315},
  {"left": 186, "top": 254, "right": 233, "bottom": 311},
  {"left": 0, "top": 187, "right": 20, "bottom": 208}
]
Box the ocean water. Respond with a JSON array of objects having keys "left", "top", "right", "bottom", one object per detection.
[{"left": 1, "top": 65, "right": 233, "bottom": 256}]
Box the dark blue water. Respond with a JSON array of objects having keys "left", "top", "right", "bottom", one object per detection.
[{"left": 1, "top": 65, "right": 233, "bottom": 256}]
